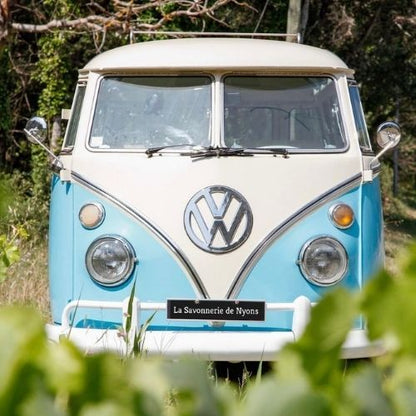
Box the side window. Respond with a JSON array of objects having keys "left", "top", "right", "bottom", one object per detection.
[
  {"left": 63, "top": 84, "right": 86, "bottom": 149},
  {"left": 348, "top": 83, "right": 372, "bottom": 152}
]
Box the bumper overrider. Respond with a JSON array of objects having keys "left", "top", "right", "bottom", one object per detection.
[{"left": 46, "top": 296, "right": 384, "bottom": 361}]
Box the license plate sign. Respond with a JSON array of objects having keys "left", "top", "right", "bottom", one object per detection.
[{"left": 167, "top": 299, "right": 265, "bottom": 322}]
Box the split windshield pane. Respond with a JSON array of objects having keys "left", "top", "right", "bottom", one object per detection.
[
  {"left": 90, "top": 76, "right": 212, "bottom": 149},
  {"left": 223, "top": 76, "right": 346, "bottom": 151}
]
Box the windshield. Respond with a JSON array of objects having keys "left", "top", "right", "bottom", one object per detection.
[
  {"left": 223, "top": 76, "right": 346, "bottom": 151},
  {"left": 89, "top": 75, "right": 346, "bottom": 153},
  {"left": 89, "top": 76, "right": 212, "bottom": 149}
]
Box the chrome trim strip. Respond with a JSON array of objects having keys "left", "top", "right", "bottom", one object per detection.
[
  {"left": 227, "top": 173, "right": 363, "bottom": 298},
  {"left": 71, "top": 171, "right": 208, "bottom": 298}
]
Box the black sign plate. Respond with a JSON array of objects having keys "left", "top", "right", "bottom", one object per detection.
[{"left": 167, "top": 299, "right": 265, "bottom": 322}]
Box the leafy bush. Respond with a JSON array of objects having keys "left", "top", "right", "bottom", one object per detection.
[
  {"left": 2, "top": 244, "right": 416, "bottom": 415},
  {"left": 0, "top": 232, "right": 22, "bottom": 283},
  {"left": 0, "top": 175, "right": 12, "bottom": 221},
  {"left": 0, "top": 167, "right": 48, "bottom": 282},
  {"left": 0, "top": 168, "right": 49, "bottom": 241},
  {"left": 380, "top": 163, "right": 407, "bottom": 223},
  {"left": 0, "top": 175, "right": 23, "bottom": 281}
]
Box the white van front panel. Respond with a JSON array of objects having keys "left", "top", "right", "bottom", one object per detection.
[{"left": 71, "top": 153, "right": 361, "bottom": 298}]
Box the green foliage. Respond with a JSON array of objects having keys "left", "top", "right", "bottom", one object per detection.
[
  {"left": 0, "top": 48, "right": 12, "bottom": 170},
  {"left": 0, "top": 234, "right": 20, "bottom": 282},
  {"left": 30, "top": 146, "right": 51, "bottom": 224},
  {"left": 0, "top": 309, "right": 234, "bottom": 416},
  {"left": 0, "top": 49, "right": 11, "bottom": 134},
  {"left": 1, "top": 170, "right": 49, "bottom": 239},
  {"left": 33, "top": 32, "right": 71, "bottom": 121},
  {"left": 2, "top": 245, "right": 416, "bottom": 414},
  {"left": 279, "top": 290, "right": 357, "bottom": 394},
  {"left": 0, "top": 307, "right": 48, "bottom": 416},
  {"left": 0, "top": 174, "right": 30, "bottom": 282},
  {"left": 362, "top": 244, "right": 416, "bottom": 355},
  {"left": 380, "top": 164, "right": 406, "bottom": 221},
  {"left": 119, "top": 280, "right": 157, "bottom": 357},
  {"left": 0, "top": 223, "right": 29, "bottom": 282},
  {"left": 0, "top": 175, "right": 12, "bottom": 220},
  {"left": 306, "top": 1, "right": 416, "bottom": 131},
  {"left": 32, "top": 0, "right": 82, "bottom": 120}
]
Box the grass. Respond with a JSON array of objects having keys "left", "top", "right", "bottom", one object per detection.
[
  {"left": 384, "top": 196, "right": 416, "bottom": 275},
  {"left": 0, "top": 239, "right": 50, "bottom": 321}
]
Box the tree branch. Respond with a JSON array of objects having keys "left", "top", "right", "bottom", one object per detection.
[
  {"left": 10, "top": 16, "right": 110, "bottom": 33},
  {"left": 3, "top": 0, "right": 248, "bottom": 38}
]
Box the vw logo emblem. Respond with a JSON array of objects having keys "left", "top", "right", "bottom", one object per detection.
[{"left": 184, "top": 185, "right": 253, "bottom": 254}]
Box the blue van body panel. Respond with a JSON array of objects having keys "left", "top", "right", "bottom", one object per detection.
[
  {"left": 361, "top": 176, "right": 384, "bottom": 283},
  {"left": 72, "top": 183, "right": 198, "bottom": 328},
  {"left": 49, "top": 177, "right": 198, "bottom": 326},
  {"left": 49, "top": 178, "right": 383, "bottom": 332},
  {"left": 49, "top": 175, "right": 74, "bottom": 323},
  {"left": 238, "top": 185, "right": 362, "bottom": 329}
]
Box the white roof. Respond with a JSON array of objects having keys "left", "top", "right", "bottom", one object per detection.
[{"left": 81, "top": 38, "right": 352, "bottom": 75}]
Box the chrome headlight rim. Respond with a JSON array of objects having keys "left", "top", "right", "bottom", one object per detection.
[
  {"left": 298, "top": 235, "right": 348, "bottom": 287},
  {"left": 85, "top": 235, "right": 136, "bottom": 287}
]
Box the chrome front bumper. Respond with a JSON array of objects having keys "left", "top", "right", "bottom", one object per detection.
[{"left": 46, "top": 296, "right": 384, "bottom": 361}]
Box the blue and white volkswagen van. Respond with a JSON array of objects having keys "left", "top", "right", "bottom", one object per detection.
[{"left": 25, "top": 37, "right": 400, "bottom": 360}]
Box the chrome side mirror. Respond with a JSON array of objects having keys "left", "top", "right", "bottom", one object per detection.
[
  {"left": 376, "top": 121, "right": 401, "bottom": 149},
  {"left": 370, "top": 121, "right": 401, "bottom": 168},
  {"left": 24, "top": 116, "right": 48, "bottom": 144},
  {"left": 24, "top": 117, "right": 63, "bottom": 171}
]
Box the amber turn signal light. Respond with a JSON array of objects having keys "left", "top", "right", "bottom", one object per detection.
[
  {"left": 79, "top": 203, "right": 105, "bottom": 229},
  {"left": 330, "top": 203, "right": 354, "bottom": 229}
]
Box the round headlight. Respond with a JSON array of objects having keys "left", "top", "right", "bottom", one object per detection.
[
  {"left": 86, "top": 236, "right": 136, "bottom": 286},
  {"left": 298, "top": 237, "right": 348, "bottom": 286}
]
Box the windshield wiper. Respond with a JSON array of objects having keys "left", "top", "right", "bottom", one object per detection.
[
  {"left": 145, "top": 143, "right": 198, "bottom": 157},
  {"left": 243, "top": 147, "right": 290, "bottom": 157},
  {"left": 146, "top": 144, "right": 291, "bottom": 159},
  {"left": 182, "top": 146, "right": 289, "bottom": 159},
  {"left": 181, "top": 146, "right": 254, "bottom": 159}
]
